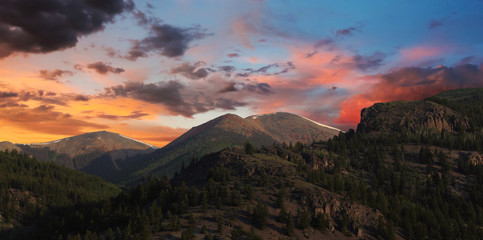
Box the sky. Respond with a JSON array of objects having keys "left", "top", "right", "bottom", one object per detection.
[{"left": 0, "top": 0, "right": 483, "bottom": 147}]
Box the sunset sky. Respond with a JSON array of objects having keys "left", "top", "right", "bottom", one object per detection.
[{"left": 1, "top": 0, "right": 483, "bottom": 147}]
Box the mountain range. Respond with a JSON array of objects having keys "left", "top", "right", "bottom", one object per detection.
[
  {"left": 1, "top": 112, "right": 341, "bottom": 184},
  {"left": 1, "top": 88, "right": 482, "bottom": 240}
]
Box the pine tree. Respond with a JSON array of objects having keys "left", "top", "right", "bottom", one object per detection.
[{"left": 286, "top": 212, "right": 295, "bottom": 236}]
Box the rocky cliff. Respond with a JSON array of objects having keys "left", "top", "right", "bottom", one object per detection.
[{"left": 358, "top": 100, "right": 469, "bottom": 135}]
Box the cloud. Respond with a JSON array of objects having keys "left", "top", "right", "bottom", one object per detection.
[
  {"left": 400, "top": 46, "right": 443, "bottom": 64},
  {"left": 97, "top": 110, "right": 149, "bottom": 120},
  {"left": 314, "top": 38, "right": 336, "bottom": 50},
  {"left": 104, "top": 81, "right": 194, "bottom": 116},
  {"left": 0, "top": 91, "right": 18, "bottom": 98},
  {"left": 171, "top": 62, "right": 209, "bottom": 80},
  {"left": 336, "top": 27, "right": 358, "bottom": 37},
  {"left": 0, "top": 103, "right": 108, "bottom": 136},
  {"left": 0, "top": 89, "right": 94, "bottom": 107},
  {"left": 429, "top": 20, "right": 443, "bottom": 29},
  {"left": 39, "top": 69, "right": 73, "bottom": 81},
  {"left": 335, "top": 64, "right": 483, "bottom": 127},
  {"left": 125, "top": 24, "right": 209, "bottom": 60},
  {"left": 87, "top": 62, "right": 125, "bottom": 75},
  {"left": 0, "top": 0, "right": 131, "bottom": 58},
  {"left": 214, "top": 98, "right": 246, "bottom": 110},
  {"left": 351, "top": 52, "right": 386, "bottom": 71},
  {"left": 74, "top": 95, "right": 90, "bottom": 101},
  {"left": 227, "top": 53, "right": 240, "bottom": 58},
  {"left": 0, "top": 101, "right": 27, "bottom": 108},
  {"left": 34, "top": 105, "right": 55, "bottom": 112},
  {"left": 219, "top": 82, "right": 274, "bottom": 94},
  {"left": 457, "top": 56, "right": 475, "bottom": 65},
  {"left": 219, "top": 65, "right": 236, "bottom": 73}
]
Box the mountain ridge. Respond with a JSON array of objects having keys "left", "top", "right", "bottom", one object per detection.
[
  {"left": 115, "top": 112, "right": 341, "bottom": 184},
  {"left": 13, "top": 131, "right": 156, "bottom": 180}
]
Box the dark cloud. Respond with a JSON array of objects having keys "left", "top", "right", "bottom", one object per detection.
[
  {"left": 0, "top": 101, "right": 28, "bottom": 108},
  {"left": 218, "top": 82, "right": 274, "bottom": 94},
  {"left": 97, "top": 110, "right": 148, "bottom": 120},
  {"left": 315, "top": 38, "right": 335, "bottom": 49},
  {"left": 2, "top": 89, "right": 93, "bottom": 106},
  {"left": 39, "top": 69, "right": 73, "bottom": 81},
  {"left": 219, "top": 83, "right": 238, "bottom": 93},
  {"left": 131, "top": 9, "right": 161, "bottom": 27},
  {"left": 87, "top": 62, "right": 125, "bottom": 74},
  {"left": 236, "top": 63, "right": 293, "bottom": 77},
  {"left": 0, "top": 91, "right": 18, "bottom": 98},
  {"left": 74, "top": 95, "right": 90, "bottom": 101},
  {"left": 74, "top": 64, "right": 83, "bottom": 71},
  {"left": 104, "top": 47, "right": 122, "bottom": 58},
  {"left": 126, "top": 24, "right": 209, "bottom": 60},
  {"left": 351, "top": 52, "right": 386, "bottom": 71},
  {"left": 0, "top": 0, "right": 131, "bottom": 58},
  {"left": 171, "top": 62, "right": 209, "bottom": 80},
  {"left": 219, "top": 66, "right": 236, "bottom": 73},
  {"left": 104, "top": 81, "right": 196, "bottom": 116},
  {"left": 218, "top": 65, "right": 236, "bottom": 77},
  {"left": 307, "top": 38, "right": 336, "bottom": 57},
  {"left": 215, "top": 98, "right": 246, "bottom": 110},
  {"left": 336, "top": 27, "right": 357, "bottom": 37},
  {"left": 227, "top": 53, "right": 239, "bottom": 58},
  {"left": 236, "top": 72, "right": 251, "bottom": 78},
  {"left": 330, "top": 55, "right": 342, "bottom": 63},
  {"left": 255, "top": 83, "right": 274, "bottom": 94},
  {"left": 457, "top": 56, "right": 475, "bottom": 65},
  {"left": 34, "top": 105, "right": 55, "bottom": 112},
  {"left": 429, "top": 20, "right": 443, "bottom": 29}
]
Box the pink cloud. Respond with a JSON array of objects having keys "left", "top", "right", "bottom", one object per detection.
[{"left": 399, "top": 46, "right": 444, "bottom": 63}]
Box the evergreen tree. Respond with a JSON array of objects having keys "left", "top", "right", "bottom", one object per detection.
[{"left": 286, "top": 212, "right": 295, "bottom": 236}]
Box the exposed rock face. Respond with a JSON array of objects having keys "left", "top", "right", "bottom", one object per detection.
[
  {"left": 468, "top": 152, "right": 483, "bottom": 167},
  {"left": 293, "top": 187, "right": 381, "bottom": 237},
  {"left": 358, "top": 100, "right": 468, "bottom": 135}
]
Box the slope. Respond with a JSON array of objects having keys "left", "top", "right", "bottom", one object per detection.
[
  {"left": 116, "top": 112, "right": 341, "bottom": 184},
  {"left": 16, "top": 131, "right": 156, "bottom": 180},
  {"left": 0, "top": 150, "right": 120, "bottom": 236}
]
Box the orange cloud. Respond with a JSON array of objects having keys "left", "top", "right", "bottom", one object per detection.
[
  {"left": 334, "top": 94, "right": 374, "bottom": 127},
  {"left": 334, "top": 64, "right": 483, "bottom": 130}
]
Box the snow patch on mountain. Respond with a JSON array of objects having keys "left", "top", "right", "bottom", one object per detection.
[
  {"left": 298, "top": 116, "right": 342, "bottom": 132},
  {"left": 118, "top": 134, "right": 158, "bottom": 149}
]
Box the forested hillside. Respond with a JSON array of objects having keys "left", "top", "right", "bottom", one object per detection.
[{"left": 0, "top": 150, "right": 120, "bottom": 239}]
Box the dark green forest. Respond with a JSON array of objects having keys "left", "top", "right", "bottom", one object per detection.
[{"left": 2, "top": 127, "right": 483, "bottom": 239}]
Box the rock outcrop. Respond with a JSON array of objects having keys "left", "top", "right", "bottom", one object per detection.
[{"left": 358, "top": 100, "right": 469, "bottom": 135}]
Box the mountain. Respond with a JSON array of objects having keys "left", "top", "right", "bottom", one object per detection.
[
  {"left": 117, "top": 112, "right": 341, "bottom": 184},
  {"left": 357, "top": 88, "right": 483, "bottom": 150},
  {"left": 3, "top": 89, "right": 483, "bottom": 240},
  {"left": 16, "top": 131, "right": 156, "bottom": 180},
  {"left": 0, "top": 141, "right": 21, "bottom": 152}
]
